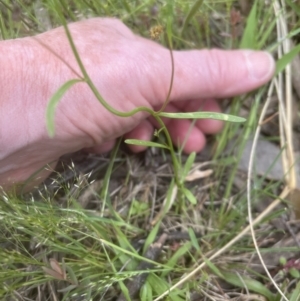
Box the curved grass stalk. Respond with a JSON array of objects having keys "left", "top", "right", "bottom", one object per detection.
[
  {"left": 46, "top": 5, "right": 244, "bottom": 195},
  {"left": 57, "top": 12, "right": 184, "bottom": 187},
  {"left": 155, "top": 18, "right": 174, "bottom": 114}
]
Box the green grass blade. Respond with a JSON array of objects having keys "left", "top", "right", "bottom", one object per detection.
[
  {"left": 118, "top": 281, "right": 130, "bottom": 301},
  {"left": 240, "top": 0, "right": 258, "bottom": 48},
  {"left": 205, "top": 258, "right": 223, "bottom": 278},
  {"left": 143, "top": 221, "right": 161, "bottom": 254},
  {"left": 65, "top": 265, "right": 78, "bottom": 285},
  {"left": 0, "top": 13, "right": 8, "bottom": 40},
  {"left": 100, "top": 138, "right": 122, "bottom": 205},
  {"left": 140, "top": 281, "right": 153, "bottom": 301},
  {"left": 113, "top": 226, "right": 138, "bottom": 269},
  {"left": 125, "top": 139, "right": 170, "bottom": 149},
  {"left": 57, "top": 285, "right": 78, "bottom": 293},
  {"left": 182, "top": 187, "right": 197, "bottom": 204},
  {"left": 158, "top": 111, "right": 246, "bottom": 122},
  {"left": 289, "top": 268, "right": 300, "bottom": 279},
  {"left": 46, "top": 79, "right": 83, "bottom": 136},
  {"left": 148, "top": 274, "right": 184, "bottom": 300},
  {"left": 182, "top": 152, "right": 196, "bottom": 181},
  {"left": 276, "top": 43, "right": 300, "bottom": 75},
  {"left": 257, "top": 18, "right": 277, "bottom": 49},
  {"left": 221, "top": 271, "right": 275, "bottom": 300},
  {"left": 188, "top": 228, "right": 200, "bottom": 251},
  {"left": 290, "top": 280, "right": 300, "bottom": 301},
  {"left": 161, "top": 241, "right": 192, "bottom": 277},
  {"left": 181, "top": 0, "right": 204, "bottom": 36}
]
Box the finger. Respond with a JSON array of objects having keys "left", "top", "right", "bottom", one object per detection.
[
  {"left": 150, "top": 99, "right": 223, "bottom": 134},
  {"left": 1, "top": 160, "right": 58, "bottom": 193},
  {"left": 124, "top": 120, "right": 154, "bottom": 153},
  {"left": 167, "top": 119, "right": 206, "bottom": 154},
  {"left": 151, "top": 49, "right": 275, "bottom": 105},
  {"left": 84, "top": 139, "right": 116, "bottom": 154},
  {"left": 174, "top": 99, "right": 223, "bottom": 134}
]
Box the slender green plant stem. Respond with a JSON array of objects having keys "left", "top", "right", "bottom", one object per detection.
[
  {"left": 60, "top": 15, "right": 152, "bottom": 117},
  {"left": 58, "top": 7, "right": 183, "bottom": 187},
  {"left": 154, "top": 115, "right": 181, "bottom": 187},
  {"left": 156, "top": 47, "right": 174, "bottom": 114}
]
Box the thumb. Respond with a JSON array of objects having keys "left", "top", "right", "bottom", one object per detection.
[{"left": 164, "top": 49, "right": 275, "bottom": 102}]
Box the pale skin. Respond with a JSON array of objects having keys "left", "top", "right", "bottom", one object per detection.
[{"left": 0, "top": 18, "right": 275, "bottom": 191}]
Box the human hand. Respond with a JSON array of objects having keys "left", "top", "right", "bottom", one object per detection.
[{"left": 0, "top": 18, "right": 275, "bottom": 191}]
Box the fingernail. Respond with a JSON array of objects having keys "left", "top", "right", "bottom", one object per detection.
[{"left": 246, "top": 51, "right": 275, "bottom": 81}]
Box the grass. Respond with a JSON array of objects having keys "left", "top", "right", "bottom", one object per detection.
[{"left": 1, "top": 0, "right": 300, "bottom": 300}]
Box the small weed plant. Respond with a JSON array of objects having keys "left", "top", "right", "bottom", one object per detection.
[{"left": 1, "top": 0, "right": 300, "bottom": 300}]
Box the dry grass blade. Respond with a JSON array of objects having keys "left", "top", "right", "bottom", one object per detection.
[
  {"left": 245, "top": 1, "right": 296, "bottom": 300},
  {"left": 42, "top": 267, "right": 65, "bottom": 281},
  {"left": 49, "top": 258, "right": 65, "bottom": 279},
  {"left": 274, "top": 0, "right": 297, "bottom": 190},
  {"left": 247, "top": 78, "right": 289, "bottom": 301}
]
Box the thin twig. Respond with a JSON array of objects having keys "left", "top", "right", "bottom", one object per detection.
[{"left": 245, "top": 2, "right": 292, "bottom": 300}]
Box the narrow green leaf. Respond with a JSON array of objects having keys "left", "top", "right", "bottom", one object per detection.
[
  {"left": 240, "top": 0, "right": 258, "bottom": 48},
  {"left": 163, "top": 178, "right": 176, "bottom": 215},
  {"left": 276, "top": 43, "right": 300, "bottom": 75},
  {"left": 118, "top": 281, "right": 130, "bottom": 301},
  {"left": 205, "top": 258, "right": 223, "bottom": 278},
  {"left": 181, "top": 0, "right": 204, "bottom": 36},
  {"left": 85, "top": 287, "right": 92, "bottom": 300},
  {"left": 100, "top": 138, "right": 122, "bottom": 202},
  {"left": 65, "top": 265, "right": 78, "bottom": 285},
  {"left": 57, "top": 285, "right": 78, "bottom": 293},
  {"left": 46, "top": 79, "right": 83, "bottom": 136},
  {"left": 289, "top": 268, "right": 300, "bottom": 279},
  {"left": 267, "top": 28, "right": 300, "bottom": 53},
  {"left": 182, "top": 187, "right": 197, "bottom": 204},
  {"left": 140, "top": 281, "right": 153, "bottom": 301},
  {"left": 182, "top": 152, "right": 196, "bottom": 180},
  {"left": 148, "top": 274, "right": 169, "bottom": 294},
  {"left": 168, "top": 292, "right": 185, "bottom": 301},
  {"left": 0, "top": 15, "right": 7, "bottom": 40},
  {"left": 290, "top": 280, "right": 300, "bottom": 301},
  {"left": 148, "top": 274, "right": 184, "bottom": 300},
  {"left": 113, "top": 225, "right": 138, "bottom": 269},
  {"left": 143, "top": 221, "right": 161, "bottom": 254},
  {"left": 125, "top": 139, "right": 170, "bottom": 149},
  {"left": 221, "top": 271, "right": 275, "bottom": 300},
  {"left": 158, "top": 111, "right": 246, "bottom": 122},
  {"left": 257, "top": 18, "right": 277, "bottom": 49},
  {"left": 188, "top": 228, "right": 200, "bottom": 251},
  {"left": 161, "top": 242, "right": 192, "bottom": 277},
  {"left": 61, "top": 257, "right": 67, "bottom": 274}
]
